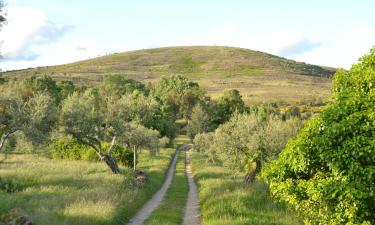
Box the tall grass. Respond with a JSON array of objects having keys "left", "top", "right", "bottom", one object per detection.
[
  {"left": 0, "top": 148, "right": 174, "bottom": 225},
  {"left": 190, "top": 152, "right": 302, "bottom": 225}
]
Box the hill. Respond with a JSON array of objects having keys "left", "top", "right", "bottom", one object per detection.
[{"left": 2, "top": 46, "right": 336, "bottom": 103}]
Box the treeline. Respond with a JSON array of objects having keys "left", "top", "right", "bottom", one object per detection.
[
  {"left": 0, "top": 75, "right": 194, "bottom": 171},
  {"left": 0, "top": 74, "right": 269, "bottom": 173}
]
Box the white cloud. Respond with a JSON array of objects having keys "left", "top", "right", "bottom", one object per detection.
[
  {"left": 1, "top": 6, "right": 72, "bottom": 61},
  {"left": 296, "top": 27, "right": 375, "bottom": 69},
  {"left": 1, "top": 40, "right": 112, "bottom": 71}
]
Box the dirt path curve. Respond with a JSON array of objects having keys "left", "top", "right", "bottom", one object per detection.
[
  {"left": 127, "top": 146, "right": 182, "bottom": 225},
  {"left": 182, "top": 150, "right": 201, "bottom": 225}
]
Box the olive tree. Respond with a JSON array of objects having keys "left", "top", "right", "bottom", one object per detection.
[
  {"left": 263, "top": 48, "right": 375, "bottom": 225},
  {"left": 194, "top": 112, "right": 302, "bottom": 184},
  {"left": 0, "top": 92, "right": 56, "bottom": 152},
  {"left": 60, "top": 90, "right": 162, "bottom": 173}
]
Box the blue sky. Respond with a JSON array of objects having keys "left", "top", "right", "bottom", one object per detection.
[{"left": 1, "top": 0, "right": 375, "bottom": 71}]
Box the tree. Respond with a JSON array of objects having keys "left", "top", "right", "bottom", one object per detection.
[
  {"left": 263, "top": 48, "right": 375, "bottom": 225},
  {"left": 187, "top": 104, "right": 211, "bottom": 140},
  {"left": 60, "top": 90, "right": 120, "bottom": 173},
  {"left": 100, "top": 74, "right": 147, "bottom": 97},
  {"left": 18, "top": 75, "right": 62, "bottom": 105},
  {"left": 194, "top": 112, "right": 302, "bottom": 184},
  {"left": 151, "top": 75, "right": 205, "bottom": 119},
  {"left": 60, "top": 90, "right": 163, "bottom": 173},
  {"left": 213, "top": 89, "right": 246, "bottom": 126},
  {"left": 0, "top": 92, "right": 56, "bottom": 152}
]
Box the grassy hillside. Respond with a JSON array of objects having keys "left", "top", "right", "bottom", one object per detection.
[{"left": 2, "top": 46, "right": 335, "bottom": 103}]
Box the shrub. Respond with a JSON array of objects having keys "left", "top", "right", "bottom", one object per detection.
[
  {"left": 102, "top": 142, "right": 135, "bottom": 168},
  {"left": 263, "top": 48, "right": 375, "bottom": 225},
  {"left": 50, "top": 136, "right": 94, "bottom": 160},
  {"left": 50, "top": 137, "right": 135, "bottom": 168}
]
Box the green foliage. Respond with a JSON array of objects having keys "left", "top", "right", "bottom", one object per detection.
[
  {"left": 57, "top": 80, "right": 75, "bottom": 100},
  {"left": 50, "top": 136, "right": 135, "bottom": 167},
  {"left": 60, "top": 90, "right": 102, "bottom": 149},
  {"left": 50, "top": 136, "right": 95, "bottom": 160},
  {"left": 195, "top": 112, "right": 302, "bottom": 177},
  {"left": 193, "top": 132, "right": 214, "bottom": 153},
  {"left": 101, "top": 74, "right": 148, "bottom": 96},
  {"left": 102, "top": 142, "right": 134, "bottom": 168},
  {"left": 147, "top": 104, "right": 177, "bottom": 139},
  {"left": 263, "top": 48, "right": 375, "bottom": 225},
  {"left": 213, "top": 89, "right": 247, "bottom": 125},
  {"left": 151, "top": 75, "right": 205, "bottom": 119},
  {"left": 187, "top": 104, "right": 211, "bottom": 140},
  {"left": 22, "top": 75, "right": 62, "bottom": 104},
  {"left": 0, "top": 91, "right": 56, "bottom": 152}
]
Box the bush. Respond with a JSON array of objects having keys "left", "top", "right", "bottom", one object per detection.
[
  {"left": 50, "top": 136, "right": 94, "bottom": 160},
  {"left": 50, "top": 137, "right": 135, "bottom": 168},
  {"left": 263, "top": 48, "right": 375, "bottom": 225},
  {"left": 102, "top": 142, "right": 135, "bottom": 168}
]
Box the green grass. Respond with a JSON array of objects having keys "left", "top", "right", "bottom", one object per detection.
[
  {"left": 2, "top": 46, "right": 335, "bottom": 103},
  {"left": 174, "top": 135, "right": 190, "bottom": 147},
  {"left": 144, "top": 150, "right": 188, "bottom": 225},
  {"left": 190, "top": 152, "right": 302, "bottom": 225},
  {"left": 0, "top": 148, "right": 175, "bottom": 225}
]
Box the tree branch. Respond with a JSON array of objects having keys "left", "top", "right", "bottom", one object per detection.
[
  {"left": 0, "top": 129, "right": 19, "bottom": 152},
  {"left": 69, "top": 132, "right": 103, "bottom": 159}
]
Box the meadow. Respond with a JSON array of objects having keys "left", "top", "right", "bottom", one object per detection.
[
  {"left": 0, "top": 148, "right": 174, "bottom": 224},
  {"left": 189, "top": 152, "right": 302, "bottom": 225}
]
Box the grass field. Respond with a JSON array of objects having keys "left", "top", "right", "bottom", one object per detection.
[
  {"left": 189, "top": 152, "right": 302, "bottom": 225},
  {"left": 144, "top": 150, "right": 188, "bottom": 225},
  {"left": 0, "top": 148, "right": 175, "bottom": 225},
  {"left": 2, "top": 46, "right": 335, "bottom": 103}
]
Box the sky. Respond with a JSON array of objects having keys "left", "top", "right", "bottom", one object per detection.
[{"left": 1, "top": 0, "right": 375, "bottom": 71}]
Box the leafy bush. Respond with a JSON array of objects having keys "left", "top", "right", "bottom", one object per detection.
[
  {"left": 102, "top": 142, "right": 135, "bottom": 168},
  {"left": 50, "top": 136, "right": 94, "bottom": 160},
  {"left": 263, "top": 48, "right": 375, "bottom": 225},
  {"left": 50, "top": 137, "right": 135, "bottom": 168}
]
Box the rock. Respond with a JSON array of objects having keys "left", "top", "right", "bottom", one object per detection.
[
  {"left": 0, "top": 208, "right": 33, "bottom": 225},
  {"left": 133, "top": 170, "right": 148, "bottom": 188}
]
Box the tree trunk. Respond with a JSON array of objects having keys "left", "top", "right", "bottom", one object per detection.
[
  {"left": 244, "top": 160, "right": 261, "bottom": 185},
  {"left": 102, "top": 154, "right": 120, "bottom": 174},
  {"left": 0, "top": 132, "right": 12, "bottom": 153}
]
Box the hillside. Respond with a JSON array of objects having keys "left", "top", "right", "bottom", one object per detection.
[{"left": 2, "top": 46, "right": 336, "bottom": 103}]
